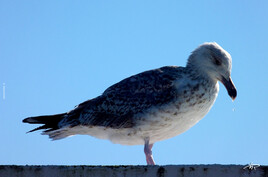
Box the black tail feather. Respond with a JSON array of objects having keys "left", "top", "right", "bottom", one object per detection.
[{"left": 23, "top": 113, "right": 66, "bottom": 133}]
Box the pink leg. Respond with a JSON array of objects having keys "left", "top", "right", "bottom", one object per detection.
[{"left": 144, "top": 139, "right": 155, "bottom": 165}]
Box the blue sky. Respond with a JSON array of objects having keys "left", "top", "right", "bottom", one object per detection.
[{"left": 0, "top": 1, "right": 267, "bottom": 165}]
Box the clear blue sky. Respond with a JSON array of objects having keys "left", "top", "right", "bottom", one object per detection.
[{"left": 0, "top": 1, "right": 267, "bottom": 165}]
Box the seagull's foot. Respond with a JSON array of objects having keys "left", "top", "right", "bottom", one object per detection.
[{"left": 144, "top": 139, "right": 155, "bottom": 165}]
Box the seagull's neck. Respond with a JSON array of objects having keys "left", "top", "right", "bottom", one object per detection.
[{"left": 186, "top": 64, "right": 217, "bottom": 85}]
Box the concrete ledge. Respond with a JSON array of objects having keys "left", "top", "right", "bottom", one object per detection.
[{"left": 0, "top": 165, "right": 267, "bottom": 177}]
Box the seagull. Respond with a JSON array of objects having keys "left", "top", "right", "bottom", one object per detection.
[{"left": 23, "top": 42, "right": 237, "bottom": 165}]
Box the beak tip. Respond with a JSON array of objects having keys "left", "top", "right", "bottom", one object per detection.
[
  {"left": 221, "top": 76, "right": 237, "bottom": 101},
  {"left": 231, "top": 96, "right": 236, "bottom": 101},
  {"left": 229, "top": 88, "right": 237, "bottom": 101}
]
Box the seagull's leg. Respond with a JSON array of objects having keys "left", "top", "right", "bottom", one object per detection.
[{"left": 144, "top": 139, "right": 155, "bottom": 165}]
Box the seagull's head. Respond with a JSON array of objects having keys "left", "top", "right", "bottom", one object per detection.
[{"left": 187, "top": 42, "right": 237, "bottom": 100}]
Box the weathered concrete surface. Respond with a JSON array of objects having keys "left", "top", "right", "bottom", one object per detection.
[{"left": 0, "top": 165, "right": 267, "bottom": 177}]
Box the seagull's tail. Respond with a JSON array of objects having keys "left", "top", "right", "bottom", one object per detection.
[{"left": 23, "top": 113, "right": 71, "bottom": 140}]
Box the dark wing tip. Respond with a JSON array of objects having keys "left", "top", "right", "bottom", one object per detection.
[
  {"left": 22, "top": 118, "right": 29, "bottom": 123},
  {"left": 26, "top": 125, "right": 48, "bottom": 133},
  {"left": 22, "top": 117, "right": 38, "bottom": 123}
]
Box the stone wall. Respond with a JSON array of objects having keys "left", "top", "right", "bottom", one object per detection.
[{"left": 0, "top": 165, "right": 267, "bottom": 177}]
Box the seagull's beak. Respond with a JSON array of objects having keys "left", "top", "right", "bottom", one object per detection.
[{"left": 220, "top": 76, "right": 237, "bottom": 101}]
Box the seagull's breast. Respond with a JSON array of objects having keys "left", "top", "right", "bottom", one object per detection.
[{"left": 131, "top": 81, "right": 219, "bottom": 144}]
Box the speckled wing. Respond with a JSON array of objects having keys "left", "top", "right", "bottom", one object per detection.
[{"left": 61, "top": 66, "right": 184, "bottom": 129}]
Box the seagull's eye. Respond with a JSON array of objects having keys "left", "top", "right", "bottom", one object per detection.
[{"left": 214, "top": 58, "right": 221, "bottom": 66}]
